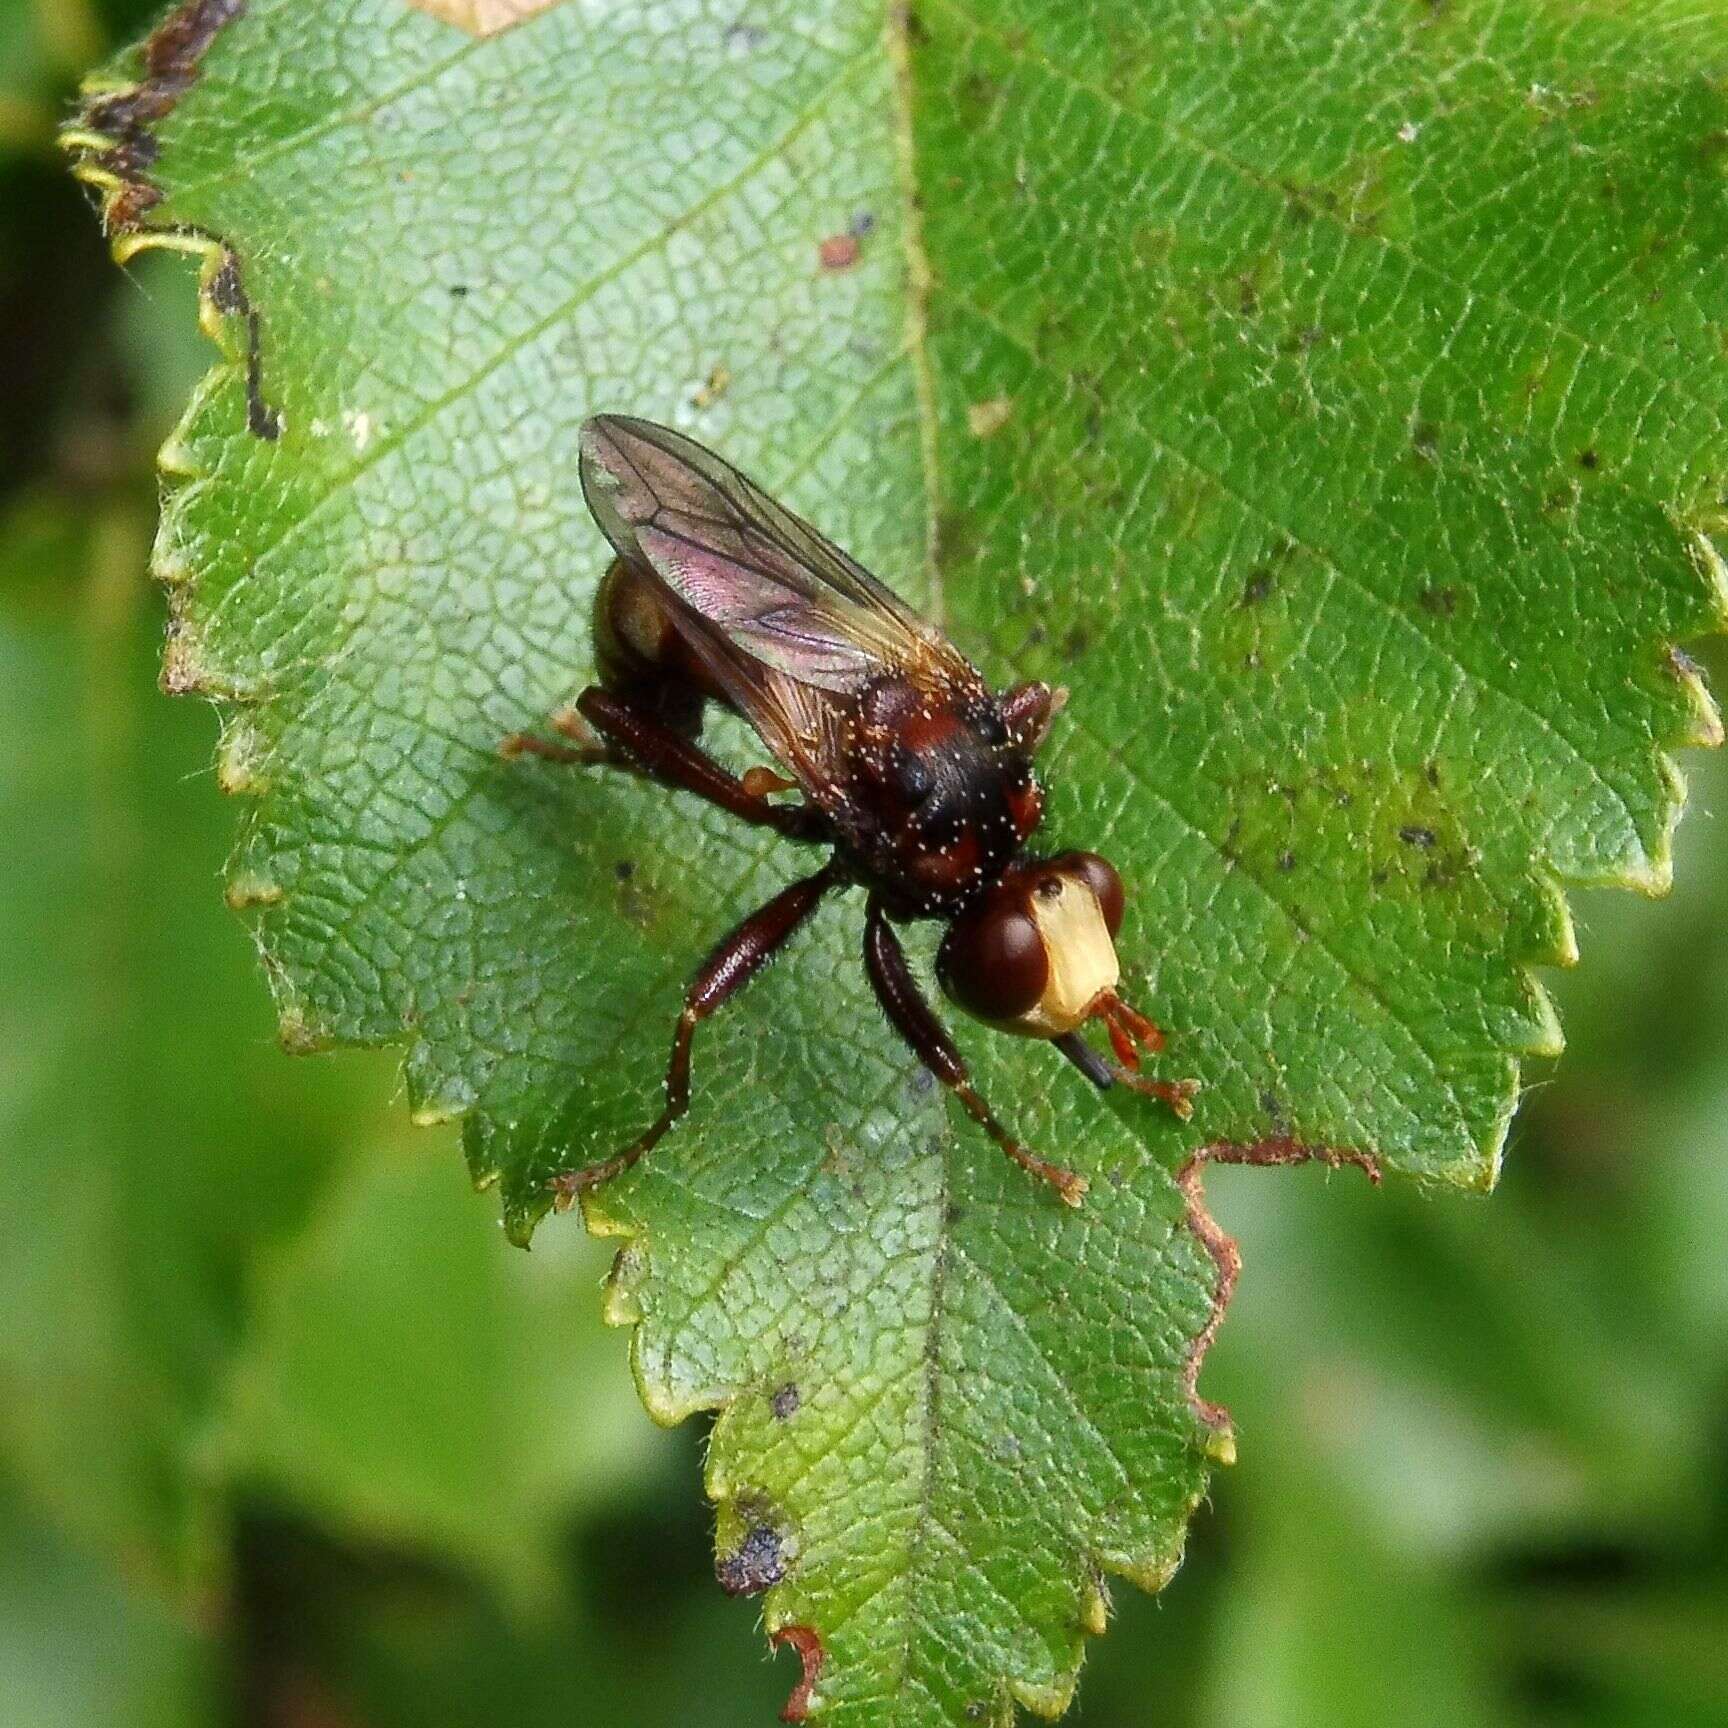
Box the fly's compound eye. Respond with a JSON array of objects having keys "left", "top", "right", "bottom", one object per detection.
[
  {"left": 1052, "top": 851, "right": 1124, "bottom": 936},
  {"left": 938, "top": 900, "right": 1048, "bottom": 1023}
]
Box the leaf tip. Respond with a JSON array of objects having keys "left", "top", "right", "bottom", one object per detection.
[{"left": 1077, "top": 1575, "right": 1111, "bottom": 1638}]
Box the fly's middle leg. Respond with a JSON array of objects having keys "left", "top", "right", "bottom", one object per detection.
[{"left": 548, "top": 862, "right": 841, "bottom": 1205}]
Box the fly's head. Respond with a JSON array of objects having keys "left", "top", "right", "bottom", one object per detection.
[{"left": 936, "top": 852, "right": 1128, "bottom": 1040}]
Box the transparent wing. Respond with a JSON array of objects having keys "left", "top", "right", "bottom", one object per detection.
[
  {"left": 578, "top": 414, "right": 973, "bottom": 792},
  {"left": 579, "top": 414, "right": 950, "bottom": 691}
]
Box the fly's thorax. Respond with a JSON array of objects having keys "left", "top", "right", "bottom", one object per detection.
[
  {"left": 937, "top": 853, "right": 1127, "bottom": 1037},
  {"left": 840, "top": 671, "right": 1044, "bottom": 914}
]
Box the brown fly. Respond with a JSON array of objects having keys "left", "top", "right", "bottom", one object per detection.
[{"left": 503, "top": 416, "right": 1196, "bottom": 1207}]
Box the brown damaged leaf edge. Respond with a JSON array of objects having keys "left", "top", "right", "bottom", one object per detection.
[
  {"left": 64, "top": 0, "right": 281, "bottom": 440},
  {"left": 1179, "top": 1138, "right": 1382, "bottom": 1461},
  {"left": 769, "top": 1626, "right": 826, "bottom": 1724}
]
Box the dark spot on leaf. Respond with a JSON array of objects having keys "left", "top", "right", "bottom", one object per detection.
[
  {"left": 724, "top": 21, "right": 768, "bottom": 53},
  {"left": 1417, "top": 585, "right": 1457, "bottom": 617},
  {"left": 1399, "top": 825, "right": 1437, "bottom": 849},
  {"left": 771, "top": 1383, "right": 801, "bottom": 1421},
  {"left": 614, "top": 859, "right": 635, "bottom": 881},
  {"left": 449, "top": 283, "right": 470, "bottom": 297},
  {"left": 961, "top": 70, "right": 998, "bottom": 108},
  {"left": 1276, "top": 849, "right": 1296, "bottom": 872},
  {"left": 934, "top": 509, "right": 978, "bottom": 569},
  {"left": 1424, "top": 760, "right": 1441, "bottom": 789},
  {"left": 204, "top": 250, "right": 280, "bottom": 437},
  {"left": 1241, "top": 568, "right": 1273, "bottom": 605},
  {"left": 70, "top": 5, "right": 281, "bottom": 439},
  {"left": 718, "top": 1523, "right": 787, "bottom": 1596},
  {"left": 1578, "top": 446, "right": 1600, "bottom": 470},
  {"left": 1062, "top": 625, "right": 1092, "bottom": 661},
  {"left": 1411, "top": 420, "right": 1440, "bottom": 459},
  {"left": 208, "top": 254, "right": 245, "bottom": 316},
  {"left": 849, "top": 210, "right": 876, "bottom": 238}
]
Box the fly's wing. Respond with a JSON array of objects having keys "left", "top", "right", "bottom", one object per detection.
[{"left": 578, "top": 414, "right": 971, "bottom": 788}]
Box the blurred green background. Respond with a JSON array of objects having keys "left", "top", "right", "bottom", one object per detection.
[{"left": 4, "top": 2, "right": 1727, "bottom": 1723}]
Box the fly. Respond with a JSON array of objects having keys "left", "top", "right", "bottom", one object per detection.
[{"left": 503, "top": 415, "right": 1197, "bottom": 1207}]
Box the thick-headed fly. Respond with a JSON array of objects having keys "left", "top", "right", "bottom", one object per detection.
[{"left": 503, "top": 416, "right": 1196, "bottom": 1207}]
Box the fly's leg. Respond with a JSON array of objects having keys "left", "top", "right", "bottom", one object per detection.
[
  {"left": 501, "top": 688, "right": 822, "bottom": 841},
  {"left": 862, "top": 898, "right": 1088, "bottom": 1207},
  {"left": 1098, "top": 990, "right": 1165, "bottom": 1057},
  {"left": 499, "top": 721, "right": 607, "bottom": 768},
  {"left": 1056, "top": 1024, "right": 1197, "bottom": 1117},
  {"left": 549, "top": 862, "right": 842, "bottom": 1205},
  {"left": 574, "top": 687, "right": 822, "bottom": 843},
  {"left": 999, "top": 680, "right": 1068, "bottom": 754},
  {"left": 1111, "top": 1070, "right": 1199, "bottom": 1118},
  {"left": 500, "top": 700, "right": 617, "bottom": 767},
  {"left": 1091, "top": 990, "right": 1198, "bottom": 1119},
  {"left": 741, "top": 766, "right": 798, "bottom": 798}
]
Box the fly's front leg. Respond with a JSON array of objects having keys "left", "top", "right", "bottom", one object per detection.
[
  {"left": 862, "top": 899, "right": 1088, "bottom": 1207},
  {"left": 1093, "top": 990, "right": 1197, "bottom": 1118},
  {"left": 549, "top": 862, "right": 842, "bottom": 1205}
]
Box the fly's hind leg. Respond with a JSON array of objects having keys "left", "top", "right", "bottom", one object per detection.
[
  {"left": 862, "top": 898, "right": 1088, "bottom": 1207},
  {"left": 499, "top": 711, "right": 610, "bottom": 767},
  {"left": 549, "top": 862, "right": 842, "bottom": 1205},
  {"left": 500, "top": 692, "right": 619, "bottom": 768},
  {"left": 502, "top": 687, "right": 823, "bottom": 842}
]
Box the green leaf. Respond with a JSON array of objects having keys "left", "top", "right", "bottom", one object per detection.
[{"left": 65, "top": 1, "right": 1726, "bottom": 1720}]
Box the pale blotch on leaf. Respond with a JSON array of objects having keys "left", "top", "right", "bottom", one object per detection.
[
  {"left": 967, "top": 395, "right": 1015, "bottom": 439},
  {"left": 406, "top": 0, "right": 564, "bottom": 39}
]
